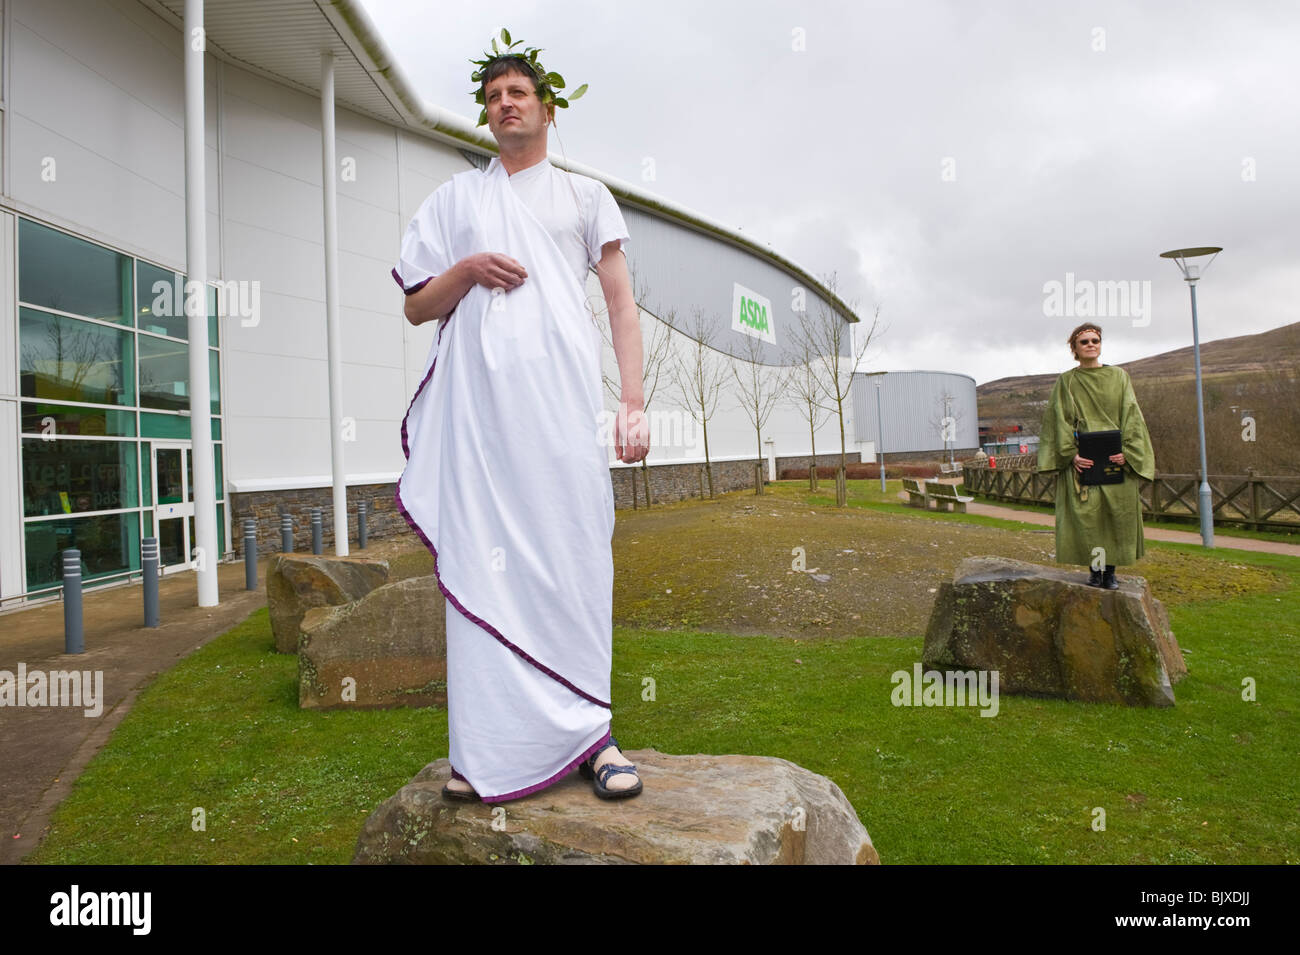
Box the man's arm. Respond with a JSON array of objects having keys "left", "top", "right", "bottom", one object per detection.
[
  {"left": 403, "top": 253, "right": 530, "bottom": 327},
  {"left": 597, "top": 240, "right": 648, "bottom": 462}
]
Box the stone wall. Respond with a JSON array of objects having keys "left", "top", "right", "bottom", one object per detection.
[
  {"left": 229, "top": 482, "right": 405, "bottom": 557},
  {"left": 772, "top": 451, "right": 855, "bottom": 478},
  {"left": 229, "top": 454, "right": 855, "bottom": 555}
]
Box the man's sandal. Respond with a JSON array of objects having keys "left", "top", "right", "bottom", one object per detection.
[
  {"left": 442, "top": 777, "right": 481, "bottom": 802},
  {"left": 578, "top": 735, "right": 643, "bottom": 799}
]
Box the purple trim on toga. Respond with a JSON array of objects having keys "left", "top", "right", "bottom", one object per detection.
[
  {"left": 394, "top": 319, "right": 612, "bottom": 712},
  {"left": 392, "top": 267, "right": 432, "bottom": 296},
  {"left": 448, "top": 729, "right": 613, "bottom": 803}
]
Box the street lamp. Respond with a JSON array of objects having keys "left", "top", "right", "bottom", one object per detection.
[
  {"left": 1159, "top": 246, "right": 1222, "bottom": 548},
  {"left": 875, "top": 379, "right": 886, "bottom": 493}
]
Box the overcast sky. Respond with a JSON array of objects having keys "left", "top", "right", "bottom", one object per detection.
[{"left": 358, "top": 0, "right": 1299, "bottom": 386}]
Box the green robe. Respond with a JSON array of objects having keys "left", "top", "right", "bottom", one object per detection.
[{"left": 1036, "top": 364, "right": 1156, "bottom": 567}]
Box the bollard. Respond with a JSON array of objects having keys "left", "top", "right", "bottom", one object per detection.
[
  {"left": 280, "top": 513, "right": 294, "bottom": 553},
  {"left": 142, "top": 537, "right": 160, "bottom": 628},
  {"left": 357, "top": 501, "right": 368, "bottom": 550},
  {"left": 311, "top": 508, "right": 322, "bottom": 555},
  {"left": 243, "top": 518, "right": 258, "bottom": 591},
  {"left": 62, "top": 548, "right": 84, "bottom": 654}
]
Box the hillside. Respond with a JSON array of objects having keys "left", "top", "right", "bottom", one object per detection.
[{"left": 978, "top": 322, "right": 1300, "bottom": 429}]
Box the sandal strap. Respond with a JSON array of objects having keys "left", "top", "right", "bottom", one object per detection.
[
  {"left": 595, "top": 762, "right": 639, "bottom": 786},
  {"left": 586, "top": 735, "right": 619, "bottom": 769}
]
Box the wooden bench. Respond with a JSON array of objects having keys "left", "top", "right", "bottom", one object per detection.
[
  {"left": 939, "top": 460, "right": 961, "bottom": 474},
  {"left": 902, "top": 478, "right": 930, "bottom": 508},
  {"left": 925, "top": 481, "right": 975, "bottom": 513}
]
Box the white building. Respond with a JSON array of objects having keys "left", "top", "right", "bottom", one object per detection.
[
  {"left": 1, "top": 0, "right": 882, "bottom": 605},
  {"left": 852, "top": 370, "right": 980, "bottom": 460}
]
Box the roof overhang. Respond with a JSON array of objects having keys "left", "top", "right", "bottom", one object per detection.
[{"left": 137, "top": 0, "right": 860, "bottom": 323}]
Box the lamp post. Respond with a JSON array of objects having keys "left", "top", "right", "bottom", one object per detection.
[
  {"left": 1159, "top": 246, "right": 1222, "bottom": 548},
  {"left": 875, "top": 378, "right": 886, "bottom": 494},
  {"left": 943, "top": 393, "right": 955, "bottom": 468}
]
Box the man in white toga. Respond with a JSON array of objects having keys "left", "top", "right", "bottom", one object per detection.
[{"left": 393, "top": 52, "right": 649, "bottom": 801}]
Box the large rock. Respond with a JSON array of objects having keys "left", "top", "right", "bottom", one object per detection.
[
  {"left": 352, "top": 751, "right": 879, "bottom": 865},
  {"left": 266, "top": 553, "right": 390, "bottom": 653},
  {"left": 299, "top": 575, "right": 446, "bottom": 710},
  {"left": 923, "top": 556, "right": 1186, "bottom": 707}
]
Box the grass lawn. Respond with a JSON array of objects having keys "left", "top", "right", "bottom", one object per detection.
[{"left": 25, "top": 483, "right": 1300, "bottom": 864}]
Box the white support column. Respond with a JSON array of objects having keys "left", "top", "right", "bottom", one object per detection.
[
  {"left": 320, "top": 52, "right": 348, "bottom": 556},
  {"left": 184, "top": 0, "right": 218, "bottom": 606}
]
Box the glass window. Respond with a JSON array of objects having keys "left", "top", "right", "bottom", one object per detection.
[
  {"left": 139, "top": 335, "right": 191, "bottom": 410},
  {"left": 140, "top": 412, "right": 220, "bottom": 440},
  {"left": 21, "top": 402, "right": 136, "bottom": 437},
  {"left": 215, "top": 443, "right": 224, "bottom": 500},
  {"left": 140, "top": 442, "right": 152, "bottom": 505},
  {"left": 22, "top": 437, "right": 140, "bottom": 517},
  {"left": 209, "top": 348, "right": 221, "bottom": 414},
  {"left": 136, "top": 261, "right": 187, "bottom": 340},
  {"left": 208, "top": 285, "right": 219, "bottom": 346},
  {"left": 156, "top": 447, "right": 184, "bottom": 504},
  {"left": 139, "top": 337, "right": 222, "bottom": 414},
  {"left": 19, "top": 307, "right": 134, "bottom": 405},
  {"left": 24, "top": 511, "right": 141, "bottom": 593},
  {"left": 19, "top": 219, "right": 132, "bottom": 324}
]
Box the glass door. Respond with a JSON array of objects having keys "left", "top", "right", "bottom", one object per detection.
[{"left": 151, "top": 442, "right": 194, "bottom": 573}]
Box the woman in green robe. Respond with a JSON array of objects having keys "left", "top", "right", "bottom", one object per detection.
[{"left": 1037, "top": 323, "right": 1156, "bottom": 589}]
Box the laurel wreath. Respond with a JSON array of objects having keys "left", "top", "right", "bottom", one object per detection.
[{"left": 470, "top": 28, "right": 588, "bottom": 127}]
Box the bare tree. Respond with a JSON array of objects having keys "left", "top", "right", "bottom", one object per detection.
[
  {"left": 670, "top": 307, "right": 730, "bottom": 498},
  {"left": 731, "top": 332, "right": 790, "bottom": 495},
  {"left": 926, "top": 391, "right": 967, "bottom": 468},
  {"left": 597, "top": 271, "right": 674, "bottom": 507},
  {"left": 798, "top": 272, "right": 881, "bottom": 506},
  {"left": 21, "top": 317, "right": 122, "bottom": 402},
  {"left": 782, "top": 319, "right": 833, "bottom": 491}
]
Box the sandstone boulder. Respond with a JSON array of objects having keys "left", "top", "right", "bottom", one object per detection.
[
  {"left": 266, "top": 553, "right": 389, "bottom": 653},
  {"left": 352, "top": 750, "right": 879, "bottom": 865},
  {"left": 299, "top": 575, "right": 446, "bottom": 710},
  {"left": 923, "top": 556, "right": 1186, "bottom": 707}
]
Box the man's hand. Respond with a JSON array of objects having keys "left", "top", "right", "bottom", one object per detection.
[
  {"left": 1073, "top": 453, "right": 1094, "bottom": 473},
  {"left": 461, "top": 252, "right": 527, "bottom": 291},
  {"left": 1108, "top": 451, "right": 1126, "bottom": 467},
  {"left": 403, "top": 253, "right": 528, "bottom": 326},
  {"left": 615, "top": 399, "right": 650, "bottom": 464}
]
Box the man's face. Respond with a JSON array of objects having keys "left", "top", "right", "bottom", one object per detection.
[{"left": 484, "top": 68, "right": 552, "bottom": 146}]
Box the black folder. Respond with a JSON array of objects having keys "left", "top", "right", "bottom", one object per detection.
[{"left": 1076, "top": 430, "right": 1124, "bottom": 485}]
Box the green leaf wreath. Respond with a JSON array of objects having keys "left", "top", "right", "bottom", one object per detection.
[{"left": 469, "top": 28, "right": 588, "bottom": 127}]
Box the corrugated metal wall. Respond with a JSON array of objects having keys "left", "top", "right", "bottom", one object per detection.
[
  {"left": 851, "top": 370, "right": 979, "bottom": 454},
  {"left": 619, "top": 206, "right": 851, "bottom": 366}
]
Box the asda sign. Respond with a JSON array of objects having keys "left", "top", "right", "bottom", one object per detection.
[{"left": 732, "top": 283, "right": 776, "bottom": 344}]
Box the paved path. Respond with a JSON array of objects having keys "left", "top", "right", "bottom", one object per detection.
[{"left": 0, "top": 539, "right": 410, "bottom": 864}]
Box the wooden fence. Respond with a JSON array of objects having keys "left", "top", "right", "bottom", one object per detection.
[{"left": 963, "top": 455, "right": 1300, "bottom": 531}]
